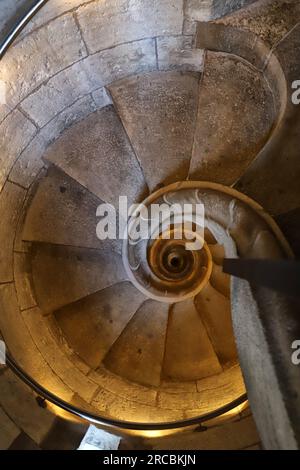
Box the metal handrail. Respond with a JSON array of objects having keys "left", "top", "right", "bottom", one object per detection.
[
  {"left": 0, "top": 0, "right": 50, "bottom": 58},
  {"left": 0, "top": 0, "right": 247, "bottom": 431}
]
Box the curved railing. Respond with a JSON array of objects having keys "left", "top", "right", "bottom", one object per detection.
[{"left": 0, "top": 0, "right": 247, "bottom": 432}]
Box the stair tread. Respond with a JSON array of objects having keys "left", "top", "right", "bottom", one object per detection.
[
  {"left": 30, "top": 244, "right": 127, "bottom": 313},
  {"left": 189, "top": 51, "right": 275, "bottom": 185},
  {"left": 54, "top": 282, "right": 145, "bottom": 369},
  {"left": 44, "top": 106, "right": 148, "bottom": 207},
  {"left": 195, "top": 283, "right": 238, "bottom": 366},
  {"left": 104, "top": 300, "right": 169, "bottom": 387},
  {"left": 210, "top": 264, "right": 231, "bottom": 298},
  {"left": 163, "top": 299, "right": 222, "bottom": 381},
  {"left": 109, "top": 71, "right": 200, "bottom": 191},
  {"left": 235, "top": 24, "right": 300, "bottom": 215},
  {"left": 22, "top": 166, "right": 120, "bottom": 252}
]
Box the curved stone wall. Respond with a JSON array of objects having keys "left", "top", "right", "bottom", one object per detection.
[{"left": 0, "top": 0, "right": 297, "bottom": 447}]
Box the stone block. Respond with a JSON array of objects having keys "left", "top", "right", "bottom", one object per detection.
[
  {"left": 0, "top": 369, "right": 55, "bottom": 445},
  {"left": 9, "top": 135, "right": 47, "bottom": 189},
  {"left": 92, "top": 388, "right": 184, "bottom": 422},
  {"left": 0, "top": 110, "right": 36, "bottom": 190},
  {"left": 21, "top": 307, "right": 99, "bottom": 403},
  {"left": 89, "top": 367, "right": 157, "bottom": 406},
  {"left": 20, "top": 39, "right": 156, "bottom": 126},
  {"left": 77, "top": 0, "right": 183, "bottom": 54},
  {"left": 185, "top": 0, "right": 256, "bottom": 21},
  {"left": 17, "top": 1, "right": 93, "bottom": 40},
  {"left": 185, "top": 0, "right": 213, "bottom": 21},
  {"left": 10, "top": 95, "right": 97, "bottom": 188},
  {"left": 0, "top": 182, "right": 26, "bottom": 282},
  {"left": 92, "top": 87, "right": 112, "bottom": 108},
  {"left": 0, "top": 406, "right": 20, "bottom": 450},
  {"left": 157, "top": 36, "right": 204, "bottom": 72},
  {"left": 109, "top": 71, "right": 200, "bottom": 191},
  {"left": 151, "top": 415, "right": 259, "bottom": 450},
  {"left": 0, "top": 14, "right": 87, "bottom": 108},
  {"left": 0, "top": 284, "right": 73, "bottom": 404},
  {"left": 45, "top": 106, "right": 148, "bottom": 208},
  {"left": 14, "top": 252, "right": 37, "bottom": 311}
]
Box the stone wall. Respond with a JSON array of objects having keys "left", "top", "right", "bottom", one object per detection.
[{"left": 0, "top": 0, "right": 208, "bottom": 193}]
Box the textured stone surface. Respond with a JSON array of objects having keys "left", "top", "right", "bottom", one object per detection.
[
  {"left": 30, "top": 244, "right": 126, "bottom": 313},
  {"left": 163, "top": 299, "right": 222, "bottom": 381},
  {"left": 195, "top": 283, "right": 237, "bottom": 366},
  {"left": 22, "top": 87, "right": 97, "bottom": 130},
  {"left": 189, "top": 52, "right": 275, "bottom": 185},
  {"left": 45, "top": 106, "right": 148, "bottom": 206},
  {"left": 217, "top": 0, "right": 300, "bottom": 47},
  {"left": 0, "top": 406, "right": 20, "bottom": 450},
  {"left": 109, "top": 71, "right": 200, "bottom": 191},
  {"left": 55, "top": 282, "right": 145, "bottom": 369},
  {"left": 157, "top": 36, "right": 204, "bottom": 72},
  {"left": 149, "top": 415, "right": 259, "bottom": 449},
  {"left": 232, "top": 278, "right": 300, "bottom": 449},
  {"left": 77, "top": 0, "right": 184, "bottom": 54},
  {"left": 9, "top": 135, "right": 47, "bottom": 190},
  {"left": 196, "top": 21, "right": 270, "bottom": 70},
  {"left": 14, "top": 252, "right": 37, "bottom": 311},
  {"left": 90, "top": 366, "right": 157, "bottom": 406},
  {"left": 0, "top": 369, "right": 55, "bottom": 445},
  {"left": 185, "top": 0, "right": 215, "bottom": 21},
  {"left": 10, "top": 95, "right": 98, "bottom": 189},
  {"left": 92, "top": 87, "right": 112, "bottom": 108},
  {"left": 185, "top": 0, "right": 257, "bottom": 21},
  {"left": 92, "top": 387, "right": 184, "bottom": 422},
  {"left": 196, "top": 364, "right": 244, "bottom": 392},
  {"left": 104, "top": 300, "right": 169, "bottom": 387},
  {"left": 235, "top": 24, "right": 300, "bottom": 215},
  {"left": 0, "top": 284, "right": 73, "bottom": 402},
  {"left": 0, "top": 14, "right": 87, "bottom": 108},
  {"left": 20, "top": 39, "right": 156, "bottom": 126},
  {"left": 0, "top": 182, "right": 26, "bottom": 282},
  {"left": 22, "top": 166, "right": 118, "bottom": 251},
  {"left": 21, "top": 307, "right": 99, "bottom": 402},
  {"left": 0, "top": 110, "right": 37, "bottom": 190},
  {"left": 17, "top": 0, "right": 92, "bottom": 40},
  {"left": 210, "top": 265, "right": 231, "bottom": 298}
]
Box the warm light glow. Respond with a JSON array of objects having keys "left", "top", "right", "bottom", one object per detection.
[{"left": 46, "top": 402, "right": 84, "bottom": 423}]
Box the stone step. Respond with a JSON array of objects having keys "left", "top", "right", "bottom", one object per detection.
[
  {"left": 275, "top": 209, "right": 300, "bottom": 260},
  {"left": 162, "top": 298, "right": 222, "bottom": 381},
  {"left": 104, "top": 300, "right": 169, "bottom": 387},
  {"left": 30, "top": 243, "right": 127, "bottom": 314},
  {"left": 54, "top": 282, "right": 146, "bottom": 370},
  {"left": 109, "top": 71, "right": 200, "bottom": 191},
  {"left": 209, "top": 243, "right": 225, "bottom": 265},
  {"left": 44, "top": 106, "right": 148, "bottom": 207},
  {"left": 210, "top": 264, "right": 231, "bottom": 298},
  {"left": 235, "top": 23, "right": 300, "bottom": 215},
  {"left": 22, "top": 166, "right": 120, "bottom": 252},
  {"left": 189, "top": 51, "right": 275, "bottom": 185},
  {"left": 195, "top": 283, "right": 238, "bottom": 366}
]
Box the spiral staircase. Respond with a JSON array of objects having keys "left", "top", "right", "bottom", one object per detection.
[{"left": 0, "top": 0, "right": 300, "bottom": 450}]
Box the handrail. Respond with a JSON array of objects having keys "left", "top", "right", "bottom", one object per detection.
[
  {"left": 0, "top": 0, "right": 247, "bottom": 431},
  {"left": 0, "top": 0, "right": 50, "bottom": 58},
  {"left": 6, "top": 352, "right": 247, "bottom": 431}
]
